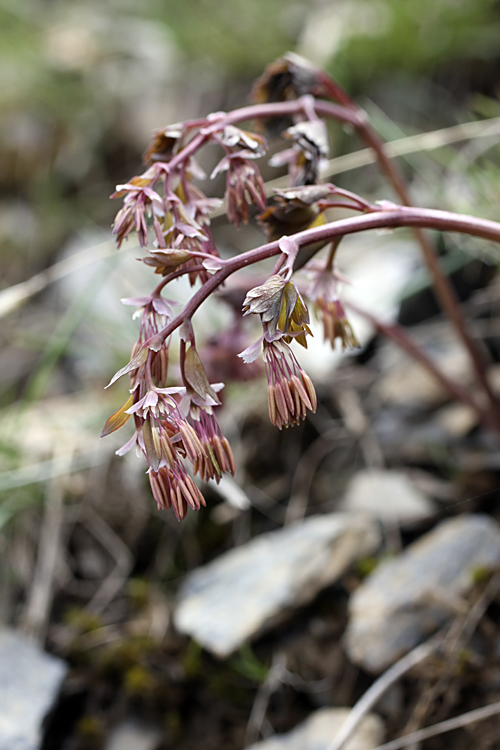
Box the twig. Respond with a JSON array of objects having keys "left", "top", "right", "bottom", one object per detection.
[
  {"left": 84, "top": 506, "right": 134, "bottom": 615},
  {"left": 345, "top": 298, "right": 500, "bottom": 434},
  {"left": 372, "top": 700, "right": 500, "bottom": 750},
  {"left": 284, "top": 428, "right": 350, "bottom": 525},
  {"left": 347, "top": 110, "right": 500, "bottom": 425},
  {"left": 448, "top": 570, "right": 500, "bottom": 656},
  {"left": 334, "top": 386, "right": 385, "bottom": 470},
  {"left": 400, "top": 570, "right": 500, "bottom": 740},
  {"left": 153, "top": 206, "right": 500, "bottom": 351},
  {"left": 0, "top": 449, "right": 109, "bottom": 491},
  {"left": 0, "top": 239, "right": 115, "bottom": 319},
  {"left": 20, "top": 449, "right": 71, "bottom": 643},
  {"left": 2, "top": 117, "right": 500, "bottom": 320},
  {"left": 245, "top": 652, "right": 288, "bottom": 746},
  {"left": 326, "top": 637, "right": 438, "bottom": 750},
  {"left": 312, "top": 71, "right": 500, "bottom": 423},
  {"left": 211, "top": 116, "right": 500, "bottom": 210}
]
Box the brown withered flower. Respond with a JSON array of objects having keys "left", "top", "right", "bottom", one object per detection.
[
  {"left": 143, "top": 123, "right": 184, "bottom": 166},
  {"left": 251, "top": 53, "right": 320, "bottom": 135},
  {"left": 270, "top": 120, "right": 329, "bottom": 186},
  {"left": 258, "top": 186, "right": 339, "bottom": 270},
  {"left": 257, "top": 203, "right": 323, "bottom": 243}
]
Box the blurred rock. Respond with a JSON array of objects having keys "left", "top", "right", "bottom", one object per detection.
[
  {"left": 245, "top": 707, "right": 384, "bottom": 750},
  {"left": 345, "top": 514, "right": 500, "bottom": 673},
  {"left": 436, "top": 402, "right": 477, "bottom": 437},
  {"left": 376, "top": 324, "right": 473, "bottom": 408},
  {"left": 298, "top": 234, "right": 420, "bottom": 383},
  {"left": 0, "top": 628, "right": 67, "bottom": 750},
  {"left": 339, "top": 469, "right": 435, "bottom": 526},
  {"left": 106, "top": 719, "right": 162, "bottom": 750},
  {"left": 174, "top": 514, "right": 380, "bottom": 658}
]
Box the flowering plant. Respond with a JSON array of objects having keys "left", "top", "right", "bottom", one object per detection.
[{"left": 102, "top": 54, "right": 500, "bottom": 520}]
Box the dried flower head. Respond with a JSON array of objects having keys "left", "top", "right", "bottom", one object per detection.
[
  {"left": 270, "top": 120, "right": 329, "bottom": 186},
  {"left": 143, "top": 123, "right": 186, "bottom": 166},
  {"left": 251, "top": 53, "right": 320, "bottom": 135}
]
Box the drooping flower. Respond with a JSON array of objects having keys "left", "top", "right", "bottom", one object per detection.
[
  {"left": 101, "top": 330, "right": 235, "bottom": 520},
  {"left": 239, "top": 275, "right": 316, "bottom": 428},
  {"left": 211, "top": 126, "right": 268, "bottom": 227},
  {"left": 251, "top": 53, "right": 320, "bottom": 136},
  {"left": 262, "top": 340, "right": 317, "bottom": 429},
  {"left": 111, "top": 167, "right": 165, "bottom": 248},
  {"left": 142, "top": 122, "right": 185, "bottom": 167},
  {"left": 191, "top": 410, "right": 235, "bottom": 483},
  {"left": 270, "top": 120, "right": 329, "bottom": 186},
  {"left": 307, "top": 266, "right": 360, "bottom": 351},
  {"left": 149, "top": 464, "right": 206, "bottom": 521},
  {"left": 242, "top": 275, "right": 311, "bottom": 345}
]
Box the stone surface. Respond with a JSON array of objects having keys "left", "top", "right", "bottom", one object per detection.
[
  {"left": 339, "top": 469, "right": 435, "bottom": 525},
  {"left": 0, "top": 628, "right": 68, "bottom": 750},
  {"left": 105, "top": 719, "right": 162, "bottom": 750},
  {"left": 245, "top": 707, "right": 384, "bottom": 750},
  {"left": 174, "top": 514, "right": 380, "bottom": 658},
  {"left": 376, "top": 325, "right": 473, "bottom": 408},
  {"left": 345, "top": 514, "right": 500, "bottom": 673}
]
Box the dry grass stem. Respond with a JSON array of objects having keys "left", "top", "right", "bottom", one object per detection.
[
  {"left": 326, "top": 637, "right": 439, "bottom": 750},
  {"left": 373, "top": 700, "right": 500, "bottom": 750}
]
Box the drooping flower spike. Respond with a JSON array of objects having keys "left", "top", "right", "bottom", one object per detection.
[
  {"left": 239, "top": 269, "right": 317, "bottom": 428},
  {"left": 103, "top": 56, "right": 372, "bottom": 519}
]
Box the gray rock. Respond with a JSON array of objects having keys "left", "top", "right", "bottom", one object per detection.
[
  {"left": 245, "top": 707, "right": 384, "bottom": 750},
  {"left": 376, "top": 325, "right": 473, "bottom": 408},
  {"left": 0, "top": 628, "right": 68, "bottom": 750},
  {"left": 174, "top": 514, "right": 380, "bottom": 658},
  {"left": 345, "top": 514, "right": 500, "bottom": 673},
  {"left": 339, "top": 469, "right": 435, "bottom": 526},
  {"left": 106, "top": 719, "right": 162, "bottom": 750}
]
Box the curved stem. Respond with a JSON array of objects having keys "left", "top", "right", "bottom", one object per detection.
[
  {"left": 179, "top": 338, "right": 187, "bottom": 386},
  {"left": 315, "top": 97, "right": 500, "bottom": 419},
  {"left": 149, "top": 205, "right": 500, "bottom": 349},
  {"left": 346, "top": 299, "right": 500, "bottom": 433},
  {"left": 153, "top": 264, "right": 207, "bottom": 295},
  {"left": 169, "top": 93, "right": 498, "bottom": 419}
]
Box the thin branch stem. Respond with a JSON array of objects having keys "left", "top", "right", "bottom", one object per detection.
[
  {"left": 326, "top": 637, "right": 439, "bottom": 750},
  {"left": 315, "top": 93, "right": 500, "bottom": 419},
  {"left": 138, "top": 94, "right": 498, "bottom": 420},
  {"left": 345, "top": 299, "right": 500, "bottom": 433},
  {"left": 190, "top": 81, "right": 497, "bottom": 420},
  {"left": 372, "top": 700, "right": 500, "bottom": 750},
  {"left": 153, "top": 264, "right": 207, "bottom": 295},
  {"left": 150, "top": 205, "right": 500, "bottom": 348},
  {"left": 144, "top": 205, "right": 500, "bottom": 432}
]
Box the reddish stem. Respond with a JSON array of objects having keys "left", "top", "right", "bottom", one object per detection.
[
  {"left": 159, "top": 94, "right": 498, "bottom": 419},
  {"left": 315, "top": 95, "right": 500, "bottom": 420},
  {"left": 149, "top": 206, "right": 500, "bottom": 353},
  {"left": 345, "top": 299, "right": 500, "bottom": 433}
]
